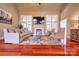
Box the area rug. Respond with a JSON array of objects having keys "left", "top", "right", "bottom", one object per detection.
[{"left": 20, "top": 36, "right": 62, "bottom": 45}]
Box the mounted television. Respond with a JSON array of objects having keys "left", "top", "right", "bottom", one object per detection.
[{"left": 33, "top": 16, "right": 44, "bottom": 24}]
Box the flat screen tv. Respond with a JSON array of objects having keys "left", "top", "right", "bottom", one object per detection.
[{"left": 33, "top": 17, "right": 44, "bottom": 24}]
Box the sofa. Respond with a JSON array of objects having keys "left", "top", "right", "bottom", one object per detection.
[{"left": 4, "top": 28, "right": 33, "bottom": 44}]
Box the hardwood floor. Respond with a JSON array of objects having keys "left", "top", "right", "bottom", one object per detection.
[{"left": 0, "top": 40, "right": 79, "bottom": 56}]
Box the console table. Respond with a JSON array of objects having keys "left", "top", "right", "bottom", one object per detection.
[{"left": 70, "top": 29, "right": 79, "bottom": 42}]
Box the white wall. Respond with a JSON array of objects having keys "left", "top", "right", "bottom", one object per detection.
[
  {"left": 0, "top": 4, "right": 19, "bottom": 39},
  {"left": 60, "top": 18, "right": 67, "bottom": 45}
]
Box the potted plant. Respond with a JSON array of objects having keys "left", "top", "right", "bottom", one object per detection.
[{"left": 16, "top": 24, "right": 23, "bottom": 29}]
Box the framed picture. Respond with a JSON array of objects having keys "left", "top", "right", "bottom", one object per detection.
[{"left": 0, "top": 9, "right": 13, "bottom": 24}]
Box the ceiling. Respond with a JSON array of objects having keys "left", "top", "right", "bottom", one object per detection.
[{"left": 15, "top": 3, "right": 67, "bottom": 12}]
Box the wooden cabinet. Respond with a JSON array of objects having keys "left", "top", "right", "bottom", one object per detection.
[{"left": 70, "top": 29, "right": 79, "bottom": 42}]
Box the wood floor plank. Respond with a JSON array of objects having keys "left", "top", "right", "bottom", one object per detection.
[{"left": 0, "top": 40, "right": 79, "bottom": 56}]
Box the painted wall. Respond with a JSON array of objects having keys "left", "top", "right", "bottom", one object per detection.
[
  {"left": 0, "top": 4, "right": 19, "bottom": 38},
  {"left": 20, "top": 11, "right": 60, "bottom": 35},
  {"left": 19, "top": 9, "right": 60, "bottom": 34},
  {"left": 61, "top": 4, "right": 79, "bottom": 19},
  {"left": 19, "top": 11, "right": 60, "bottom": 16},
  {"left": 61, "top": 3, "right": 79, "bottom": 39}
]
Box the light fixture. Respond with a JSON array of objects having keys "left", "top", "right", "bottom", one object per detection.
[{"left": 38, "top": 3, "right": 41, "bottom": 5}]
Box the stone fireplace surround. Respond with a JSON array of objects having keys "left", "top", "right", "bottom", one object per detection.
[{"left": 33, "top": 24, "right": 45, "bottom": 35}]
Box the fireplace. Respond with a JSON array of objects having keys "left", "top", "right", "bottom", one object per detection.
[
  {"left": 36, "top": 29, "right": 42, "bottom": 35},
  {"left": 33, "top": 24, "right": 44, "bottom": 35},
  {"left": 33, "top": 16, "right": 45, "bottom": 35}
]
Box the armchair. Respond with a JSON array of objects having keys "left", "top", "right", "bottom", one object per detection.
[
  {"left": 47, "top": 28, "right": 66, "bottom": 46},
  {"left": 54, "top": 28, "right": 66, "bottom": 45}
]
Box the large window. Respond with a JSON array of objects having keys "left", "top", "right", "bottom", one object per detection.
[
  {"left": 46, "top": 15, "right": 58, "bottom": 32},
  {"left": 21, "top": 15, "right": 32, "bottom": 32},
  {"left": 21, "top": 15, "right": 58, "bottom": 33}
]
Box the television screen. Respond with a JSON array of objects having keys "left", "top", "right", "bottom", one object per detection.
[{"left": 33, "top": 17, "right": 44, "bottom": 24}]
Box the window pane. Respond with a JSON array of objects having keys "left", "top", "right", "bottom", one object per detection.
[
  {"left": 52, "top": 16, "right": 58, "bottom": 21},
  {"left": 21, "top": 23, "right": 26, "bottom": 28},
  {"left": 21, "top": 15, "right": 32, "bottom": 32},
  {"left": 27, "top": 24, "right": 32, "bottom": 31},
  {"left": 21, "top": 16, "right": 27, "bottom": 22},
  {"left": 46, "top": 15, "right": 58, "bottom": 32}
]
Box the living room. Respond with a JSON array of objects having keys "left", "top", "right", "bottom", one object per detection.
[{"left": 0, "top": 3, "right": 79, "bottom": 56}]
